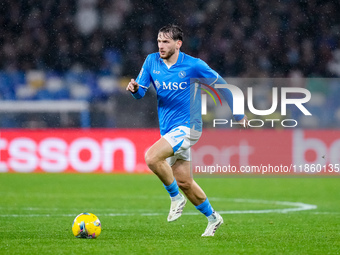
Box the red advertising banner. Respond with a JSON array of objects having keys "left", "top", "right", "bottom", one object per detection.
[
  {"left": 0, "top": 129, "right": 159, "bottom": 173},
  {"left": 0, "top": 129, "right": 339, "bottom": 174}
]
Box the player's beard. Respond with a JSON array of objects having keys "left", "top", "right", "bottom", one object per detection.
[{"left": 160, "top": 47, "right": 175, "bottom": 60}]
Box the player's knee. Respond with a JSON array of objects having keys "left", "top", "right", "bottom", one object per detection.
[
  {"left": 177, "top": 178, "right": 193, "bottom": 192},
  {"left": 145, "top": 151, "right": 158, "bottom": 170}
]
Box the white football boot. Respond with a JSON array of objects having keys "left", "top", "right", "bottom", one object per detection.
[
  {"left": 167, "top": 193, "right": 187, "bottom": 222},
  {"left": 201, "top": 211, "right": 224, "bottom": 236}
]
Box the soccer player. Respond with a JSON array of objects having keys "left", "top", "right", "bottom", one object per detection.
[{"left": 126, "top": 24, "right": 248, "bottom": 236}]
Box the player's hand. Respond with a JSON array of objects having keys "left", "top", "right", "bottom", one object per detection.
[
  {"left": 238, "top": 115, "right": 249, "bottom": 129},
  {"left": 126, "top": 79, "right": 139, "bottom": 93}
]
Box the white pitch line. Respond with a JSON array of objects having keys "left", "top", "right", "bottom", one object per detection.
[
  {"left": 312, "top": 212, "right": 340, "bottom": 215},
  {"left": 0, "top": 198, "right": 318, "bottom": 217}
]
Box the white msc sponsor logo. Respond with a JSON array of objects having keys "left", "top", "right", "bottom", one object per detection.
[{"left": 162, "top": 81, "right": 187, "bottom": 90}]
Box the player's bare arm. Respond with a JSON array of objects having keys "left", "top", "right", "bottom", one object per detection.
[{"left": 126, "top": 79, "right": 139, "bottom": 93}]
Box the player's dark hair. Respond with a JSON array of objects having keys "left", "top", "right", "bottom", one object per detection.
[{"left": 158, "top": 24, "right": 183, "bottom": 41}]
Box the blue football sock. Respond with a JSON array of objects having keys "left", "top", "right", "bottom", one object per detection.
[
  {"left": 163, "top": 179, "right": 179, "bottom": 197},
  {"left": 195, "top": 198, "right": 213, "bottom": 217}
]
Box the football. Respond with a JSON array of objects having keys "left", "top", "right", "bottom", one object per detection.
[{"left": 72, "top": 213, "right": 101, "bottom": 238}]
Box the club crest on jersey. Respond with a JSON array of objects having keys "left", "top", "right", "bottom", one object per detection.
[
  {"left": 155, "top": 80, "right": 161, "bottom": 89},
  {"left": 178, "top": 71, "right": 186, "bottom": 78}
]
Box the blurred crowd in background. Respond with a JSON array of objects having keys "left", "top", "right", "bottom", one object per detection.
[{"left": 0, "top": 0, "right": 340, "bottom": 128}]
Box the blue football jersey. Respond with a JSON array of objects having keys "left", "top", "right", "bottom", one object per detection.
[{"left": 132, "top": 51, "right": 244, "bottom": 135}]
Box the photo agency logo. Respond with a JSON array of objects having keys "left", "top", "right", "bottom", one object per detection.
[{"left": 198, "top": 82, "right": 312, "bottom": 128}]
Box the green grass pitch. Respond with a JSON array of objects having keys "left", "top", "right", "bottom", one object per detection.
[{"left": 0, "top": 174, "right": 339, "bottom": 255}]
